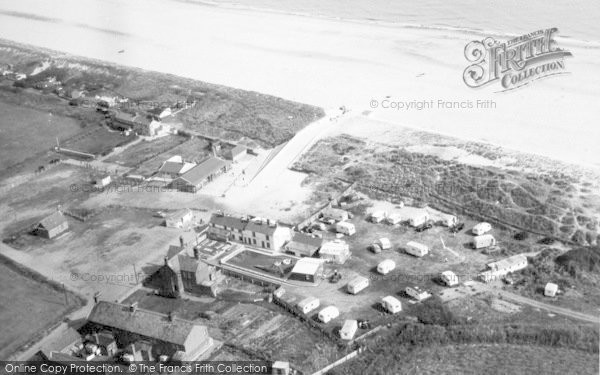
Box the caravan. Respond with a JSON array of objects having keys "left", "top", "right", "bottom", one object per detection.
[
  {"left": 347, "top": 276, "right": 370, "bottom": 294},
  {"left": 318, "top": 306, "right": 340, "bottom": 323},
  {"left": 381, "top": 296, "right": 402, "bottom": 314},
  {"left": 339, "top": 319, "right": 358, "bottom": 340},
  {"left": 335, "top": 221, "right": 356, "bottom": 236},
  {"left": 297, "top": 297, "right": 320, "bottom": 315},
  {"left": 377, "top": 259, "right": 396, "bottom": 275},
  {"left": 405, "top": 241, "right": 429, "bottom": 257}
]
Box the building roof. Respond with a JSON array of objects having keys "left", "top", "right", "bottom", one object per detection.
[
  {"left": 179, "top": 157, "right": 228, "bottom": 186},
  {"left": 487, "top": 254, "right": 527, "bottom": 271},
  {"left": 38, "top": 211, "right": 68, "bottom": 231},
  {"left": 229, "top": 144, "right": 246, "bottom": 156},
  {"left": 159, "top": 161, "right": 186, "bottom": 175},
  {"left": 176, "top": 254, "right": 200, "bottom": 273},
  {"left": 289, "top": 232, "right": 323, "bottom": 248},
  {"left": 166, "top": 209, "right": 192, "bottom": 222},
  {"left": 244, "top": 220, "right": 279, "bottom": 236},
  {"left": 87, "top": 301, "right": 207, "bottom": 346},
  {"left": 209, "top": 213, "right": 247, "bottom": 231},
  {"left": 320, "top": 240, "right": 349, "bottom": 255},
  {"left": 290, "top": 258, "right": 323, "bottom": 276}
]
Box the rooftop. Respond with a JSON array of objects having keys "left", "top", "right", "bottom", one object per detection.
[
  {"left": 38, "top": 211, "right": 68, "bottom": 231},
  {"left": 179, "top": 157, "right": 229, "bottom": 186},
  {"left": 290, "top": 258, "right": 323, "bottom": 275}
]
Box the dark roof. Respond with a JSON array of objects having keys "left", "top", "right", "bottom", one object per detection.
[
  {"left": 176, "top": 255, "right": 200, "bottom": 273},
  {"left": 114, "top": 111, "right": 136, "bottom": 124},
  {"left": 159, "top": 161, "right": 185, "bottom": 175},
  {"left": 290, "top": 232, "right": 323, "bottom": 248},
  {"left": 209, "top": 214, "right": 247, "bottom": 231},
  {"left": 244, "top": 220, "right": 279, "bottom": 236},
  {"left": 87, "top": 301, "right": 206, "bottom": 346},
  {"left": 167, "top": 245, "right": 183, "bottom": 260},
  {"left": 39, "top": 211, "right": 68, "bottom": 231},
  {"left": 179, "top": 158, "right": 228, "bottom": 186}
]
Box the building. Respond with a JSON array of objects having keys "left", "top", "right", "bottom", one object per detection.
[
  {"left": 165, "top": 209, "right": 194, "bottom": 229},
  {"left": 170, "top": 157, "right": 230, "bottom": 193},
  {"left": 224, "top": 144, "right": 247, "bottom": 162},
  {"left": 86, "top": 301, "right": 213, "bottom": 360},
  {"left": 155, "top": 257, "right": 184, "bottom": 298},
  {"left": 369, "top": 211, "right": 386, "bottom": 223},
  {"left": 242, "top": 219, "right": 292, "bottom": 252},
  {"left": 440, "top": 271, "right": 459, "bottom": 286},
  {"left": 208, "top": 213, "right": 247, "bottom": 242},
  {"left": 112, "top": 111, "right": 162, "bottom": 136},
  {"left": 405, "top": 241, "right": 429, "bottom": 257},
  {"left": 478, "top": 254, "right": 528, "bottom": 282},
  {"left": 406, "top": 210, "right": 430, "bottom": 227},
  {"left": 406, "top": 286, "right": 431, "bottom": 301},
  {"left": 319, "top": 240, "right": 351, "bottom": 264},
  {"left": 289, "top": 258, "right": 324, "bottom": 283},
  {"left": 335, "top": 221, "right": 355, "bottom": 236},
  {"left": 322, "top": 207, "right": 349, "bottom": 222},
  {"left": 175, "top": 254, "right": 222, "bottom": 296},
  {"left": 347, "top": 275, "right": 369, "bottom": 294},
  {"left": 35, "top": 211, "right": 69, "bottom": 239},
  {"left": 94, "top": 175, "right": 112, "bottom": 187},
  {"left": 284, "top": 232, "right": 323, "bottom": 257},
  {"left": 157, "top": 157, "right": 196, "bottom": 179},
  {"left": 544, "top": 282, "right": 559, "bottom": 297}
]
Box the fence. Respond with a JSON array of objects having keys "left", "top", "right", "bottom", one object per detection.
[
  {"left": 296, "top": 180, "right": 356, "bottom": 231},
  {"left": 310, "top": 349, "right": 361, "bottom": 375}
]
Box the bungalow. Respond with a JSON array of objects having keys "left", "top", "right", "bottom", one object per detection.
[
  {"left": 224, "top": 144, "right": 247, "bottom": 162},
  {"left": 35, "top": 211, "right": 69, "bottom": 239},
  {"left": 319, "top": 240, "right": 351, "bottom": 264},
  {"left": 170, "top": 157, "right": 230, "bottom": 193},
  {"left": 157, "top": 156, "right": 196, "bottom": 179},
  {"left": 86, "top": 301, "right": 213, "bottom": 361},
  {"left": 284, "top": 232, "right": 323, "bottom": 257},
  {"left": 165, "top": 209, "right": 194, "bottom": 229}
]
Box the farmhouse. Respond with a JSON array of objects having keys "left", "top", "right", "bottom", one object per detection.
[
  {"left": 165, "top": 209, "right": 193, "bottom": 229},
  {"left": 284, "top": 232, "right": 323, "bottom": 257},
  {"left": 35, "top": 211, "right": 69, "bottom": 239},
  {"left": 319, "top": 240, "right": 351, "bottom": 264},
  {"left": 112, "top": 111, "right": 163, "bottom": 136},
  {"left": 288, "top": 258, "right": 324, "bottom": 283},
  {"left": 224, "top": 144, "right": 247, "bottom": 162},
  {"left": 86, "top": 301, "right": 213, "bottom": 361},
  {"left": 170, "top": 157, "right": 230, "bottom": 193}
]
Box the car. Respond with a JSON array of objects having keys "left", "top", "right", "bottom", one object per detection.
[
  {"left": 357, "top": 319, "right": 371, "bottom": 329},
  {"left": 450, "top": 222, "right": 465, "bottom": 233},
  {"left": 415, "top": 222, "right": 433, "bottom": 232}
]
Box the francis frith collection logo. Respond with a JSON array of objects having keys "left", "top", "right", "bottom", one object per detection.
[{"left": 463, "top": 28, "right": 572, "bottom": 91}]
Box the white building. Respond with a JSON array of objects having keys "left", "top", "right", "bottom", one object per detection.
[
  {"left": 544, "top": 282, "right": 559, "bottom": 297},
  {"left": 472, "top": 222, "right": 492, "bottom": 235},
  {"left": 347, "top": 276, "right": 369, "bottom": 294},
  {"left": 335, "top": 221, "right": 356, "bottom": 236},
  {"left": 318, "top": 306, "right": 340, "bottom": 323},
  {"left": 406, "top": 286, "right": 431, "bottom": 301},
  {"left": 377, "top": 259, "right": 396, "bottom": 275},
  {"left": 381, "top": 296, "right": 402, "bottom": 314},
  {"left": 472, "top": 234, "right": 496, "bottom": 249},
  {"left": 319, "top": 240, "right": 351, "bottom": 264},
  {"left": 405, "top": 241, "right": 429, "bottom": 257},
  {"left": 479, "top": 254, "right": 528, "bottom": 282},
  {"left": 339, "top": 320, "right": 358, "bottom": 340}
]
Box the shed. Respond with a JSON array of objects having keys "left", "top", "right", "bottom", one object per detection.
[
  {"left": 544, "top": 282, "right": 558, "bottom": 297},
  {"left": 224, "top": 145, "right": 247, "bottom": 162},
  {"left": 319, "top": 240, "right": 351, "bottom": 264},
  {"left": 289, "top": 258, "right": 324, "bottom": 283},
  {"left": 36, "top": 211, "right": 69, "bottom": 239},
  {"left": 339, "top": 320, "right": 358, "bottom": 340}
]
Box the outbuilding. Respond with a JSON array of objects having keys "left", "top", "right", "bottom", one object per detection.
[
  {"left": 289, "top": 258, "right": 324, "bottom": 283},
  {"left": 35, "top": 211, "right": 69, "bottom": 239},
  {"left": 544, "top": 282, "right": 559, "bottom": 297},
  {"left": 339, "top": 319, "right": 358, "bottom": 340}
]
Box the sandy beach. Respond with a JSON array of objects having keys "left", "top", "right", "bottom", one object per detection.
[{"left": 0, "top": 0, "right": 599, "bottom": 168}]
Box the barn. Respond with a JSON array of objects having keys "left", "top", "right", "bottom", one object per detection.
[{"left": 35, "top": 211, "right": 69, "bottom": 239}]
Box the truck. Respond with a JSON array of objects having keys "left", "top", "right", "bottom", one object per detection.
[
  {"left": 318, "top": 306, "right": 340, "bottom": 323},
  {"left": 377, "top": 259, "right": 396, "bottom": 275},
  {"left": 347, "top": 276, "right": 370, "bottom": 294},
  {"left": 381, "top": 296, "right": 402, "bottom": 314}
]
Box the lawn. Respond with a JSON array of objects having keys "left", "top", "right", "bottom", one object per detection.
[
  {"left": 0, "top": 255, "right": 84, "bottom": 359},
  {"left": 60, "top": 126, "right": 136, "bottom": 157},
  {"left": 132, "top": 137, "right": 211, "bottom": 177},
  {"left": 0, "top": 100, "right": 83, "bottom": 172},
  {"left": 104, "top": 135, "right": 188, "bottom": 168}
]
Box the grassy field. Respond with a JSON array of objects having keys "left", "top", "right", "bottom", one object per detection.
[
  {"left": 132, "top": 137, "right": 211, "bottom": 177},
  {"left": 336, "top": 344, "right": 598, "bottom": 375},
  {"left": 60, "top": 126, "right": 136, "bottom": 157},
  {"left": 0, "top": 255, "right": 84, "bottom": 359},
  {"left": 0, "top": 99, "right": 83, "bottom": 172},
  {"left": 104, "top": 135, "right": 188, "bottom": 168}
]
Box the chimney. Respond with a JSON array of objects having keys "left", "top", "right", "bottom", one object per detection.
[
  {"left": 164, "top": 256, "right": 169, "bottom": 266},
  {"left": 93, "top": 292, "right": 101, "bottom": 304},
  {"left": 193, "top": 247, "right": 200, "bottom": 260},
  {"left": 93, "top": 332, "right": 100, "bottom": 345},
  {"left": 129, "top": 302, "right": 138, "bottom": 313}
]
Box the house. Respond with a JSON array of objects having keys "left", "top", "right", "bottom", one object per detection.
[
  {"left": 478, "top": 254, "right": 528, "bottom": 282},
  {"left": 165, "top": 209, "right": 194, "bottom": 229},
  {"left": 288, "top": 258, "right": 324, "bottom": 283},
  {"left": 174, "top": 254, "right": 222, "bottom": 296},
  {"left": 224, "top": 144, "right": 247, "bottom": 162},
  {"left": 472, "top": 234, "right": 496, "bottom": 249},
  {"left": 369, "top": 211, "right": 386, "bottom": 223},
  {"left": 155, "top": 257, "right": 184, "bottom": 298},
  {"left": 208, "top": 213, "right": 247, "bottom": 242},
  {"left": 157, "top": 156, "right": 196, "bottom": 179},
  {"left": 339, "top": 320, "right": 358, "bottom": 340},
  {"left": 170, "top": 157, "right": 230, "bottom": 193},
  {"left": 95, "top": 175, "right": 112, "bottom": 187},
  {"left": 92, "top": 331, "right": 118, "bottom": 357},
  {"left": 322, "top": 207, "right": 349, "bottom": 222},
  {"left": 406, "top": 210, "right": 430, "bottom": 227},
  {"left": 405, "top": 241, "right": 429, "bottom": 257},
  {"left": 284, "top": 232, "right": 323, "bottom": 257},
  {"left": 35, "top": 211, "right": 69, "bottom": 239},
  {"left": 319, "top": 240, "right": 351, "bottom": 264},
  {"left": 406, "top": 286, "right": 431, "bottom": 301},
  {"left": 112, "top": 111, "right": 162, "bottom": 136},
  {"left": 544, "top": 282, "right": 559, "bottom": 297},
  {"left": 242, "top": 218, "right": 292, "bottom": 252},
  {"left": 472, "top": 222, "right": 492, "bottom": 235},
  {"left": 86, "top": 301, "right": 213, "bottom": 360}
]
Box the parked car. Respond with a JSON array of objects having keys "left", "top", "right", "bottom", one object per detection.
[
  {"left": 415, "top": 222, "right": 433, "bottom": 232},
  {"left": 450, "top": 222, "right": 465, "bottom": 233}
]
